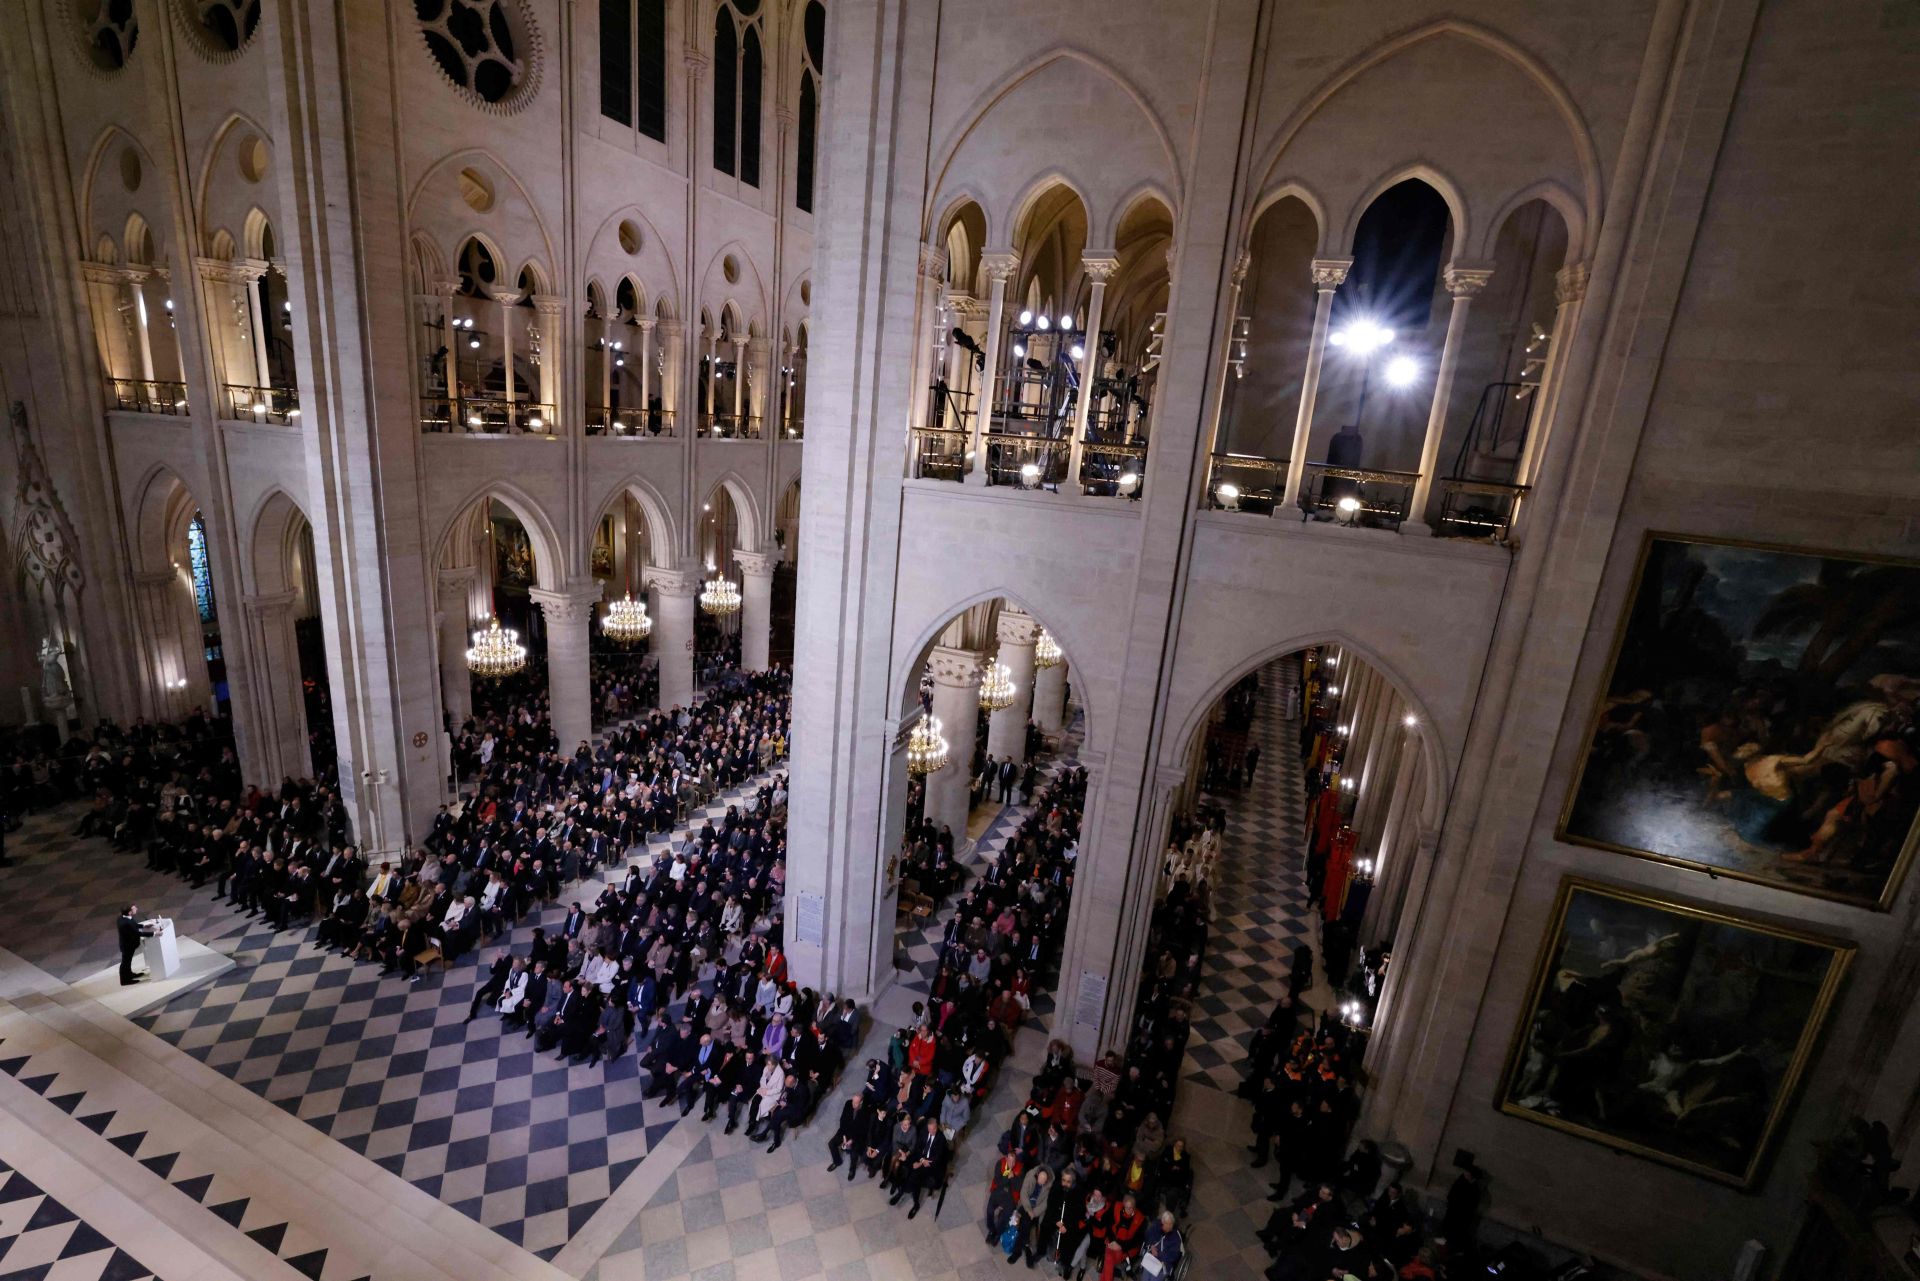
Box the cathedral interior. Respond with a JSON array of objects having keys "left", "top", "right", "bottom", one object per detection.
[{"left": 0, "top": 3, "right": 1917, "bottom": 1281}]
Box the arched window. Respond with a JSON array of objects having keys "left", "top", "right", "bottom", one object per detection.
[
  {"left": 795, "top": 1, "right": 824, "bottom": 212},
  {"left": 712, "top": 1, "right": 763, "bottom": 187},
  {"left": 188, "top": 511, "right": 216, "bottom": 623},
  {"left": 599, "top": 0, "right": 666, "bottom": 141}
]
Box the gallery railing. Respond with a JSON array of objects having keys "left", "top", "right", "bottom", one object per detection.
[
  {"left": 1080, "top": 437, "right": 1148, "bottom": 499},
  {"left": 701, "top": 413, "right": 764, "bottom": 439},
  {"left": 909, "top": 427, "right": 968, "bottom": 482},
  {"left": 222, "top": 383, "right": 300, "bottom": 425},
  {"left": 1435, "top": 478, "right": 1528, "bottom": 541},
  {"left": 586, "top": 405, "right": 677, "bottom": 437},
  {"left": 1297, "top": 463, "right": 1420, "bottom": 530},
  {"left": 107, "top": 378, "right": 189, "bottom": 415},
  {"left": 420, "top": 396, "right": 557, "bottom": 436},
  {"left": 1203, "top": 452, "right": 1289, "bottom": 515},
  {"left": 983, "top": 427, "right": 1068, "bottom": 488}
]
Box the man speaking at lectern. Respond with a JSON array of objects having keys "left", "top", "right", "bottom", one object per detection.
[{"left": 118, "top": 905, "right": 154, "bottom": 985}]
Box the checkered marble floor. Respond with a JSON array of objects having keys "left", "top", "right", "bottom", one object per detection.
[
  {"left": 1180, "top": 660, "right": 1319, "bottom": 1092},
  {"left": 891, "top": 713, "right": 1084, "bottom": 1032},
  {"left": 0, "top": 809, "right": 255, "bottom": 983},
  {"left": 0, "top": 1155, "right": 159, "bottom": 1281},
  {"left": 118, "top": 775, "right": 772, "bottom": 1263}
]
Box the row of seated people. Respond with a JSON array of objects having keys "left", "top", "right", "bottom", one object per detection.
[
  {"left": 813, "top": 761, "right": 1093, "bottom": 1230},
  {"left": 2, "top": 709, "right": 241, "bottom": 818},
  {"left": 131, "top": 671, "right": 789, "bottom": 995}
]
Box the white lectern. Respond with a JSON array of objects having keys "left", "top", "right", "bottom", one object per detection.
[{"left": 141, "top": 917, "right": 179, "bottom": 980}]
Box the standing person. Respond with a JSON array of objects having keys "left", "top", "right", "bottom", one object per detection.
[
  {"left": 1443, "top": 1164, "right": 1483, "bottom": 1257},
  {"left": 1243, "top": 741, "right": 1262, "bottom": 789},
  {"left": 984, "top": 1150, "right": 1026, "bottom": 1245},
  {"left": 116, "top": 904, "right": 153, "bottom": 985}
]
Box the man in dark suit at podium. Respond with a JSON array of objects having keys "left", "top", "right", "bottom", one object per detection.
[{"left": 117, "top": 904, "right": 154, "bottom": 985}]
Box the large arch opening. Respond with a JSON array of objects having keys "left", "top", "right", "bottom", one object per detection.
[
  {"left": 885, "top": 596, "right": 1088, "bottom": 1063},
  {"left": 1214, "top": 194, "right": 1322, "bottom": 504},
  {"left": 248, "top": 491, "right": 339, "bottom": 787},
  {"left": 1131, "top": 644, "right": 1439, "bottom": 1136},
  {"left": 590, "top": 489, "right": 659, "bottom": 720}
]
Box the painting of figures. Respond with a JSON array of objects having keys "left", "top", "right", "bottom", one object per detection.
[
  {"left": 1562, "top": 534, "right": 1920, "bottom": 907},
  {"left": 1500, "top": 879, "right": 1852, "bottom": 1186}
]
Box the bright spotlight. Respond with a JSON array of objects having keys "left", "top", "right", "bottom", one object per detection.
[
  {"left": 1070, "top": 344, "right": 1085, "bottom": 361},
  {"left": 1018, "top": 309, "right": 1033, "bottom": 326},
  {"left": 1337, "top": 495, "right": 1362, "bottom": 515},
  {"left": 1331, "top": 320, "right": 1395, "bottom": 355},
  {"left": 1013, "top": 343, "right": 1027, "bottom": 358},
  {"left": 1384, "top": 355, "right": 1419, "bottom": 387},
  {"left": 1035, "top": 315, "right": 1051, "bottom": 330}
]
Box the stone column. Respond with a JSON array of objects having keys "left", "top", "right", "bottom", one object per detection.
[
  {"left": 239, "top": 260, "right": 273, "bottom": 395},
  {"left": 908, "top": 243, "right": 946, "bottom": 433},
  {"left": 243, "top": 591, "right": 310, "bottom": 782},
  {"left": 1200, "top": 250, "right": 1249, "bottom": 459},
  {"left": 1033, "top": 654, "right": 1068, "bottom": 735},
  {"left": 428, "top": 276, "right": 460, "bottom": 420},
  {"left": 124, "top": 266, "right": 158, "bottom": 382},
  {"left": 132, "top": 571, "right": 191, "bottom": 720},
  {"left": 966, "top": 251, "right": 1018, "bottom": 483},
  {"left": 494, "top": 290, "right": 522, "bottom": 426},
  {"left": 731, "top": 337, "right": 749, "bottom": 428},
  {"left": 736, "top": 549, "right": 777, "bottom": 671},
  {"left": 1282, "top": 258, "right": 1352, "bottom": 509},
  {"left": 638, "top": 318, "right": 656, "bottom": 428},
  {"left": 530, "top": 582, "right": 603, "bottom": 751},
  {"left": 1513, "top": 263, "right": 1590, "bottom": 498},
  {"left": 923, "top": 646, "right": 983, "bottom": 839},
  {"left": 649, "top": 568, "right": 698, "bottom": 708},
  {"left": 532, "top": 293, "right": 565, "bottom": 426},
  {"left": 1406, "top": 265, "right": 1493, "bottom": 530},
  {"left": 702, "top": 330, "right": 718, "bottom": 429},
  {"left": 436, "top": 568, "right": 475, "bottom": 726},
  {"left": 1067, "top": 256, "right": 1119, "bottom": 492},
  {"left": 986, "top": 609, "right": 1040, "bottom": 763}
]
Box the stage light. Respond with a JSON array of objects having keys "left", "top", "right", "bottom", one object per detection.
[{"left": 1384, "top": 355, "right": 1419, "bottom": 388}]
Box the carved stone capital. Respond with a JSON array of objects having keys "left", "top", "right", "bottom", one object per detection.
[
  {"left": 918, "top": 243, "right": 948, "bottom": 279},
  {"left": 195, "top": 256, "right": 258, "bottom": 286},
  {"left": 996, "top": 609, "right": 1042, "bottom": 649},
  {"left": 1228, "top": 250, "right": 1252, "bottom": 288},
  {"left": 425, "top": 274, "right": 461, "bottom": 298},
  {"left": 1443, "top": 265, "right": 1495, "bottom": 298},
  {"left": 1555, "top": 262, "right": 1591, "bottom": 306},
  {"left": 948, "top": 292, "right": 987, "bottom": 319},
  {"left": 646, "top": 567, "right": 700, "bottom": 598},
  {"left": 980, "top": 251, "right": 1019, "bottom": 285},
  {"left": 926, "top": 645, "right": 983, "bottom": 689},
  {"left": 734, "top": 549, "right": 777, "bottom": 579},
  {"left": 1082, "top": 255, "right": 1121, "bottom": 286},
  {"left": 82, "top": 260, "right": 134, "bottom": 286},
  {"left": 682, "top": 49, "right": 711, "bottom": 75},
  {"left": 488, "top": 289, "right": 525, "bottom": 308},
  {"left": 531, "top": 292, "right": 567, "bottom": 316},
  {"left": 437, "top": 567, "right": 477, "bottom": 596},
  {"left": 243, "top": 589, "right": 299, "bottom": 617},
  {"left": 1310, "top": 257, "right": 1353, "bottom": 289},
  {"left": 530, "top": 581, "right": 605, "bottom": 626}
]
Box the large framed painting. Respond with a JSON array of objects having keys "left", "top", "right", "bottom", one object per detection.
[
  {"left": 1561, "top": 534, "right": 1920, "bottom": 907},
  {"left": 1499, "top": 878, "right": 1853, "bottom": 1187}
]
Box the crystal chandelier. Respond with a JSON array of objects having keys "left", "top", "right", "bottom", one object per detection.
[
  {"left": 906, "top": 713, "right": 950, "bottom": 776},
  {"left": 466, "top": 616, "right": 527, "bottom": 679},
  {"left": 1034, "top": 630, "right": 1063, "bottom": 669},
  {"left": 602, "top": 591, "right": 652, "bottom": 643},
  {"left": 978, "top": 660, "right": 1016, "bottom": 712},
  {"left": 699, "top": 574, "right": 741, "bottom": 616}
]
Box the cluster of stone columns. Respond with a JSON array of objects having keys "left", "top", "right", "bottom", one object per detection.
[{"left": 1315, "top": 647, "right": 1430, "bottom": 947}]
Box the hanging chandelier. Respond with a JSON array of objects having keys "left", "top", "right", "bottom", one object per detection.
[
  {"left": 906, "top": 713, "right": 950, "bottom": 776},
  {"left": 1034, "top": 630, "right": 1063, "bottom": 669},
  {"left": 466, "top": 616, "right": 527, "bottom": 679},
  {"left": 602, "top": 591, "right": 652, "bottom": 643},
  {"left": 978, "top": 660, "right": 1016, "bottom": 712},
  {"left": 699, "top": 574, "right": 741, "bottom": 616}
]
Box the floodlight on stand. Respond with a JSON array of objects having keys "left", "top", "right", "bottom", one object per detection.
[
  {"left": 1384, "top": 355, "right": 1419, "bottom": 388},
  {"left": 1020, "top": 462, "right": 1041, "bottom": 487},
  {"left": 527, "top": 415, "right": 544, "bottom": 430},
  {"left": 1018, "top": 309, "right": 1033, "bottom": 326},
  {"left": 1118, "top": 471, "right": 1140, "bottom": 497},
  {"left": 1336, "top": 495, "right": 1363, "bottom": 525},
  {"left": 1216, "top": 481, "right": 1241, "bottom": 511},
  {"left": 1070, "top": 343, "right": 1086, "bottom": 361},
  {"left": 1035, "top": 315, "right": 1050, "bottom": 330}
]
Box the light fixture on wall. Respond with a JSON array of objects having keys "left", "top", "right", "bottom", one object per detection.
[
  {"left": 602, "top": 592, "right": 652, "bottom": 643},
  {"left": 906, "top": 713, "right": 950, "bottom": 776},
  {"left": 1034, "top": 630, "right": 1063, "bottom": 669},
  {"left": 699, "top": 574, "right": 741, "bottom": 616},
  {"left": 466, "top": 616, "right": 527, "bottom": 679},
  {"left": 978, "top": 660, "right": 1016, "bottom": 712}
]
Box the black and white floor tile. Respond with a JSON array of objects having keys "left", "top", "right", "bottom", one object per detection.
[{"left": 0, "top": 1155, "right": 160, "bottom": 1281}]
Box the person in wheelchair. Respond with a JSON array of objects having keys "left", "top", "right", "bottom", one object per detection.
[{"left": 1140, "top": 1210, "right": 1184, "bottom": 1277}]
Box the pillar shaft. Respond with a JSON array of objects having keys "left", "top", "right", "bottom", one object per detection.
[
  {"left": 1407, "top": 265, "right": 1492, "bottom": 528},
  {"left": 924, "top": 646, "right": 983, "bottom": 839},
  {"left": 650, "top": 569, "right": 698, "bottom": 709},
  {"left": 908, "top": 243, "right": 946, "bottom": 434},
  {"left": 737, "top": 549, "right": 776, "bottom": 671},
  {"left": 1282, "top": 259, "right": 1351, "bottom": 508},
  {"left": 437, "top": 569, "right": 475, "bottom": 727},
  {"left": 986, "top": 610, "right": 1040, "bottom": 763},
  {"left": 967, "top": 253, "right": 1016, "bottom": 482},
  {"left": 1032, "top": 656, "right": 1067, "bottom": 735},
  {"left": 531, "top": 582, "right": 602, "bottom": 752},
  {"left": 1067, "top": 258, "right": 1118, "bottom": 491}
]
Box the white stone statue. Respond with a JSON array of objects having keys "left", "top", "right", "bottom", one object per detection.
[{"left": 38, "top": 637, "right": 71, "bottom": 708}]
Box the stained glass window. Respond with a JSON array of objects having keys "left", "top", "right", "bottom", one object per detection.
[{"left": 188, "top": 511, "right": 216, "bottom": 622}]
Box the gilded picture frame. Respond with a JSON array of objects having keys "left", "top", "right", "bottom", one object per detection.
[
  {"left": 1559, "top": 532, "right": 1920, "bottom": 909},
  {"left": 1498, "top": 877, "right": 1853, "bottom": 1187}
]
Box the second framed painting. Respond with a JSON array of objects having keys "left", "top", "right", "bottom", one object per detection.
[
  {"left": 1499, "top": 878, "right": 1853, "bottom": 1187},
  {"left": 1560, "top": 533, "right": 1920, "bottom": 908}
]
